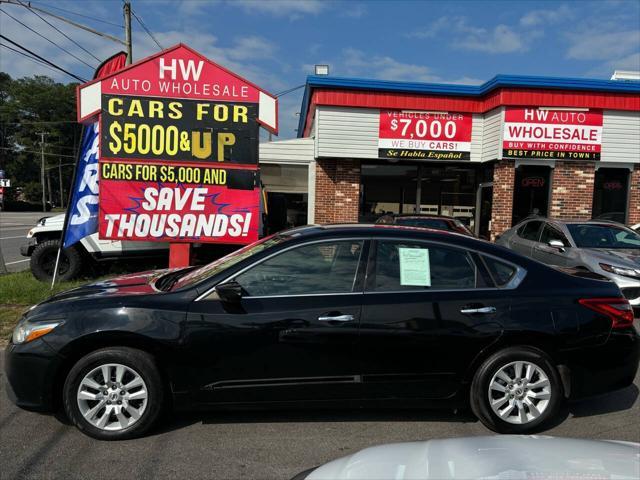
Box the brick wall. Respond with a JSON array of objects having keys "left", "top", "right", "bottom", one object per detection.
[
  {"left": 490, "top": 160, "right": 515, "bottom": 240},
  {"left": 628, "top": 165, "right": 640, "bottom": 226},
  {"left": 314, "top": 158, "right": 360, "bottom": 224},
  {"left": 549, "top": 161, "right": 595, "bottom": 220}
]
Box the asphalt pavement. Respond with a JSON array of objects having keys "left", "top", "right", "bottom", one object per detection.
[
  {"left": 0, "top": 212, "right": 47, "bottom": 273},
  {"left": 1, "top": 349, "right": 638, "bottom": 480}
]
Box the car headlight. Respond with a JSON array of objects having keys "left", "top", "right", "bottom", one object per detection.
[
  {"left": 12, "top": 318, "right": 64, "bottom": 344},
  {"left": 600, "top": 263, "right": 640, "bottom": 279}
]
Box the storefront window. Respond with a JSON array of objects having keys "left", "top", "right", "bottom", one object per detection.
[
  {"left": 512, "top": 165, "right": 552, "bottom": 225},
  {"left": 260, "top": 163, "right": 308, "bottom": 232},
  {"left": 359, "top": 164, "right": 418, "bottom": 222},
  {"left": 592, "top": 168, "right": 629, "bottom": 224},
  {"left": 359, "top": 162, "right": 479, "bottom": 229}
]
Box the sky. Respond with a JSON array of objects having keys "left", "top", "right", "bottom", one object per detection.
[{"left": 1, "top": 0, "right": 639, "bottom": 139}]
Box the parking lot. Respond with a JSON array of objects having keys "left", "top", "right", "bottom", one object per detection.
[
  {"left": 0, "top": 212, "right": 44, "bottom": 273},
  {"left": 1, "top": 349, "right": 638, "bottom": 480}
]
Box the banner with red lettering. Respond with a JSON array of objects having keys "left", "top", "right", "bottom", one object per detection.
[
  {"left": 379, "top": 110, "right": 473, "bottom": 160},
  {"left": 98, "top": 162, "right": 260, "bottom": 243},
  {"left": 502, "top": 107, "right": 603, "bottom": 160}
]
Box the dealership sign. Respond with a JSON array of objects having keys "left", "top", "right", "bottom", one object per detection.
[
  {"left": 502, "top": 107, "right": 602, "bottom": 160},
  {"left": 76, "top": 44, "right": 277, "bottom": 244},
  {"left": 379, "top": 110, "right": 473, "bottom": 160}
]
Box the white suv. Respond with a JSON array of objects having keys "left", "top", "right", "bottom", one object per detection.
[{"left": 21, "top": 214, "right": 168, "bottom": 281}]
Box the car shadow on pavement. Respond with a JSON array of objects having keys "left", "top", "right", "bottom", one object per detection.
[
  {"left": 151, "top": 407, "right": 478, "bottom": 435},
  {"left": 536, "top": 383, "right": 639, "bottom": 431},
  {"left": 149, "top": 382, "right": 639, "bottom": 437},
  {"left": 567, "top": 383, "right": 639, "bottom": 417}
]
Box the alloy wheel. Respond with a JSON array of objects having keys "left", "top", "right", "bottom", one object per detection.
[
  {"left": 488, "top": 360, "right": 551, "bottom": 425},
  {"left": 76, "top": 363, "right": 148, "bottom": 431}
]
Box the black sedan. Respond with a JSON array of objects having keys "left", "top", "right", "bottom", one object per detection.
[{"left": 5, "top": 225, "right": 639, "bottom": 440}]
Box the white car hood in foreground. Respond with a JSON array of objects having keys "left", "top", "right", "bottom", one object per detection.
[{"left": 306, "top": 435, "right": 640, "bottom": 479}]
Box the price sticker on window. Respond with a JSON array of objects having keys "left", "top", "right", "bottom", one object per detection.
[{"left": 398, "top": 247, "right": 431, "bottom": 287}]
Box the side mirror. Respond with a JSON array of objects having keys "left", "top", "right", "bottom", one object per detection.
[
  {"left": 216, "top": 281, "right": 242, "bottom": 303},
  {"left": 548, "top": 240, "right": 566, "bottom": 251}
]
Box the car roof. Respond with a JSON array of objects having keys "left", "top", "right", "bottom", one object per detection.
[
  {"left": 278, "top": 223, "right": 482, "bottom": 246},
  {"left": 518, "top": 217, "right": 626, "bottom": 227},
  {"left": 384, "top": 213, "right": 457, "bottom": 220}
]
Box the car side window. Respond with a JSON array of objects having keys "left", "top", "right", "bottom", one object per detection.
[
  {"left": 482, "top": 256, "right": 518, "bottom": 287},
  {"left": 539, "top": 223, "right": 569, "bottom": 246},
  {"left": 234, "top": 240, "right": 364, "bottom": 297},
  {"left": 517, "top": 221, "right": 542, "bottom": 241},
  {"left": 368, "top": 240, "right": 478, "bottom": 292}
]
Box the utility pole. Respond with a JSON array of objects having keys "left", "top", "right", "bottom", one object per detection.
[
  {"left": 59, "top": 158, "right": 64, "bottom": 209},
  {"left": 37, "top": 131, "right": 48, "bottom": 212},
  {"left": 124, "top": 1, "right": 132, "bottom": 65},
  {"left": 47, "top": 170, "right": 53, "bottom": 206}
]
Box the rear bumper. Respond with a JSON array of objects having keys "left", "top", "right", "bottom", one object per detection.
[
  {"left": 4, "top": 339, "right": 63, "bottom": 412},
  {"left": 565, "top": 327, "right": 640, "bottom": 400}
]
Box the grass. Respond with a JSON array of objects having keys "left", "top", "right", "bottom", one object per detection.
[{"left": 0, "top": 271, "right": 98, "bottom": 346}]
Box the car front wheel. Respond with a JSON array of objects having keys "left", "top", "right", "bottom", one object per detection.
[
  {"left": 63, "top": 347, "right": 164, "bottom": 440},
  {"left": 470, "top": 346, "right": 563, "bottom": 433}
]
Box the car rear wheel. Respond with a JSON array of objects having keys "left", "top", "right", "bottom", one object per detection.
[
  {"left": 63, "top": 347, "right": 164, "bottom": 440},
  {"left": 30, "top": 239, "right": 83, "bottom": 281},
  {"left": 470, "top": 346, "right": 563, "bottom": 433}
]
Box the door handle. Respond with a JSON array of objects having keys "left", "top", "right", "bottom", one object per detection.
[
  {"left": 318, "top": 314, "right": 354, "bottom": 322},
  {"left": 460, "top": 306, "right": 496, "bottom": 315}
]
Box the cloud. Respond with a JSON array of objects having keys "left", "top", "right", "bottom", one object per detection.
[
  {"left": 303, "top": 48, "right": 483, "bottom": 85},
  {"left": 228, "top": 0, "right": 326, "bottom": 19},
  {"left": 341, "top": 3, "right": 367, "bottom": 19},
  {"left": 566, "top": 30, "right": 640, "bottom": 60},
  {"left": 407, "top": 16, "right": 529, "bottom": 54},
  {"left": 519, "top": 4, "right": 573, "bottom": 27}
]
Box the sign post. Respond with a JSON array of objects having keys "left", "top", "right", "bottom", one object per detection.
[{"left": 76, "top": 44, "right": 278, "bottom": 267}]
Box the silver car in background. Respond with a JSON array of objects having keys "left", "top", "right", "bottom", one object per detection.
[
  {"left": 294, "top": 436, "right": 639, "bottom": 479},
  {"left": 496, "top": 218, "right": 640, "bottom": 311}
]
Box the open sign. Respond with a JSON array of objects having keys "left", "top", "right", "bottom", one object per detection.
[
  {"left": 603, "top": 181, "right": 623, "bottom": 190},
  {"left": 521, "top": 177, "right": 545, "bottom": 188}
]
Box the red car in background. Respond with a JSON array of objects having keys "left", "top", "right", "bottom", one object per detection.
[{"left": 375, "top": 214, "right": 476, "bottom": 237}]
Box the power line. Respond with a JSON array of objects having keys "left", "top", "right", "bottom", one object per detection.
[
  {"left": 0, "top": 35, "right": 88, "bottom": 82},
  {"left": 16, "top": 0, "right": 102, "bottom": 63},
  {"left": 0, "top": 42, "right": 63, "bottom": 76},
  {"left": 130, "top": 8, "right": 163, "bottom": 51},
  {"left": 0, "top": 146, "right": 76, "bottom": 158},
  {"left": 0, "top": 119, "right": 78, "bottom": 125},
  {"left": 30, "top": 1, "right": 124, "bottom": 28},
  {"left": 0, "top": 7, "right": 96, "bottom": 69}
]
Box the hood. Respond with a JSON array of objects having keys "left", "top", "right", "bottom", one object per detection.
[
  {"left": 584, "top": 248, "right": 640, "bottom": 267},
  {"left": 306, "top": 436, "right": 639, "bottom": 479},
  {"left": 43, "top": 268, "right": 183, "bottom": 303},
  {"left": 42, "top": 213, "right": 65, "bottom": 227}
]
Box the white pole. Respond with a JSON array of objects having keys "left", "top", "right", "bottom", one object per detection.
[{"left": 50, "top": 245, "right": 62, "bottom": 289}]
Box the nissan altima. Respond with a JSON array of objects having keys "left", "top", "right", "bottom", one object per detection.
[{"left": 5, "top": 225, "right": 639, "bottom": 440}]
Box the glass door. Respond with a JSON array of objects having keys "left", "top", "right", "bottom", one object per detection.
[{"left": 512, "top": 165, "right": 551, "bottom": 225}]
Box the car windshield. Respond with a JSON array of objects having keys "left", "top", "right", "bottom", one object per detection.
[
  {"left": 567, "top": 224, "right": 640, "bottom": 249},
  {"left": 171, "top": 234, "right": 289, "bottom": 290}
]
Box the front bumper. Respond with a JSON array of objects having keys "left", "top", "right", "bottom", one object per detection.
[
  {"left": 4, "top": 339, "right": 64, "bottom": 412},
  {"left": 20, "top": 238, "right": 36, "bottom": 257},
  {"left": 565, "top": 326, "right": 640, "bottom": 399}
]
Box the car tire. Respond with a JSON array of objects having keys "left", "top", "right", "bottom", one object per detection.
[
  {"left": 470, "top": 346, "right": 563, "bottom": 434},
  {"left": 63, "top": 347, "right": 164, "bottom": 440},
  {"left": 30, "top": 239, "right": 83, "bottom": 281}
]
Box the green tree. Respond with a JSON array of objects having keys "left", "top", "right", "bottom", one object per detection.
[{"left": 0, "top": 73, "right": 81, "bottom": 206}]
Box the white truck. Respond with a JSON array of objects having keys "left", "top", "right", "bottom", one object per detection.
[{"left": 21, "top": 213, "right": 168, "bottom": 281}]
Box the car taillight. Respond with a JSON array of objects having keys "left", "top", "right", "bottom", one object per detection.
[{"left": 578, "top": 298, "right": 635, "bottom": 329}]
